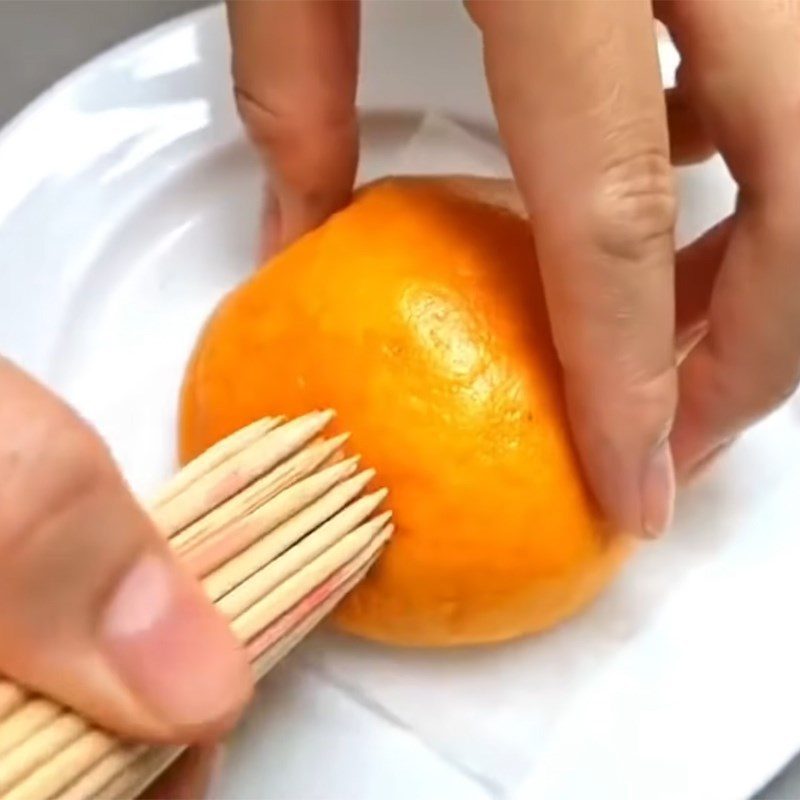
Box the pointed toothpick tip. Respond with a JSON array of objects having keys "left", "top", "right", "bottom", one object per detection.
[
  {"left": 374, "top": 509, "right": 393, "bottom": 526},
  {"left": 338, "top": 468, "right": 375, "bottom": 494},
  {"left": 310, "top": 433, "right": 347, "bottom": 458},
  {"left": 360, "top": 486, "right": 389, "bottom": 508},
  {"left": 328, "top": 431, "right": 351, "bottom": 448},
  {"left": 290, "top": 408, "right": 335, "bottom": 435}
]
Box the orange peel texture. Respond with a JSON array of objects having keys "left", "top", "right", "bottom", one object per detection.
[{"left": 179, "top": 177, "right": 632, "bottom": 647}]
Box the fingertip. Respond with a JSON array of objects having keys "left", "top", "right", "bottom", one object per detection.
[
  {"left": 670, "top": 388, "right": 735, "bottom": 483},
  {"left": 100, "top": 553, "right": 253, "bottom": 742},
  {"left": 564, "top": 363, "right": 678, "bottom": 542}
]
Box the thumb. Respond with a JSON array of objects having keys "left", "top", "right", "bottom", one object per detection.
[{"left": 0, "top": 359, "right": 252, "bottom": 742}]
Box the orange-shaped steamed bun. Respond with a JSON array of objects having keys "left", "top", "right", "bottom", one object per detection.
[{"left": 179, "top": 177, "right": 631, "bottom": 647}]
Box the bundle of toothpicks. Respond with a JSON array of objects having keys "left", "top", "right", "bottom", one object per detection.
[{"left": 0, "top": 411, "right": 392, "bottom": 800}]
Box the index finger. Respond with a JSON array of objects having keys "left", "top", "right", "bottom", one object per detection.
[
  {"left": 227, "top": 0, "right": 359, "bottom": 256},
  {"left": 470, "top": 0, "right": 677, "bottom": 537}
]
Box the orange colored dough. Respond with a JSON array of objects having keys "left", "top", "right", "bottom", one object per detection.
[{"left": 180, "top": 177, "right": 632, "bottom": 647}]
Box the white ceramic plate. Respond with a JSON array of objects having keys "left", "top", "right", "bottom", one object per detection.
[{"left": 1, "top": 5, "right": 800, "bottom": 799}]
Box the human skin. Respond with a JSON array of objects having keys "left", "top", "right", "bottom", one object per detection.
[
  {"left": 227, "top": 0, "right": 800, "bottom": 540},
  {"left": 0, "top": 2, "right": 799, "bottom": 797},
  {"left": 0, "top": 358, "right": 250, "bottom": 796}
]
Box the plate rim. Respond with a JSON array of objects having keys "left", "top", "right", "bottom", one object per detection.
[{"left": 0, "top": 3, "right": 220, "bottom": 153}]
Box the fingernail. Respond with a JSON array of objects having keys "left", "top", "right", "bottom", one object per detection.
[
  {"left": 640, "top": 442, "right": 675, "bottom": 538},
  {"left": 101, "top": 553, "right": 252, "bottom": 732}
]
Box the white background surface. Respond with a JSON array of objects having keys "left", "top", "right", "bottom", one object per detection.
[{"left": 1, "top": 3, "right": 799, "bottom": 798}]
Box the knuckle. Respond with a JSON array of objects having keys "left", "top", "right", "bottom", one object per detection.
[
  {"left": 591, "top": 148, "right": 677, "bottom": 261},
  {"left": 234, "top": 86, "right": 357, "bottom": 199},
  {"left": 234, "top": 85, "right": 355, "bottom": 151}
]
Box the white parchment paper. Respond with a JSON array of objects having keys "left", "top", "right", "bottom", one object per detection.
[{"left": 298, "top": 113, "right": 800, "bottom": 799}]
